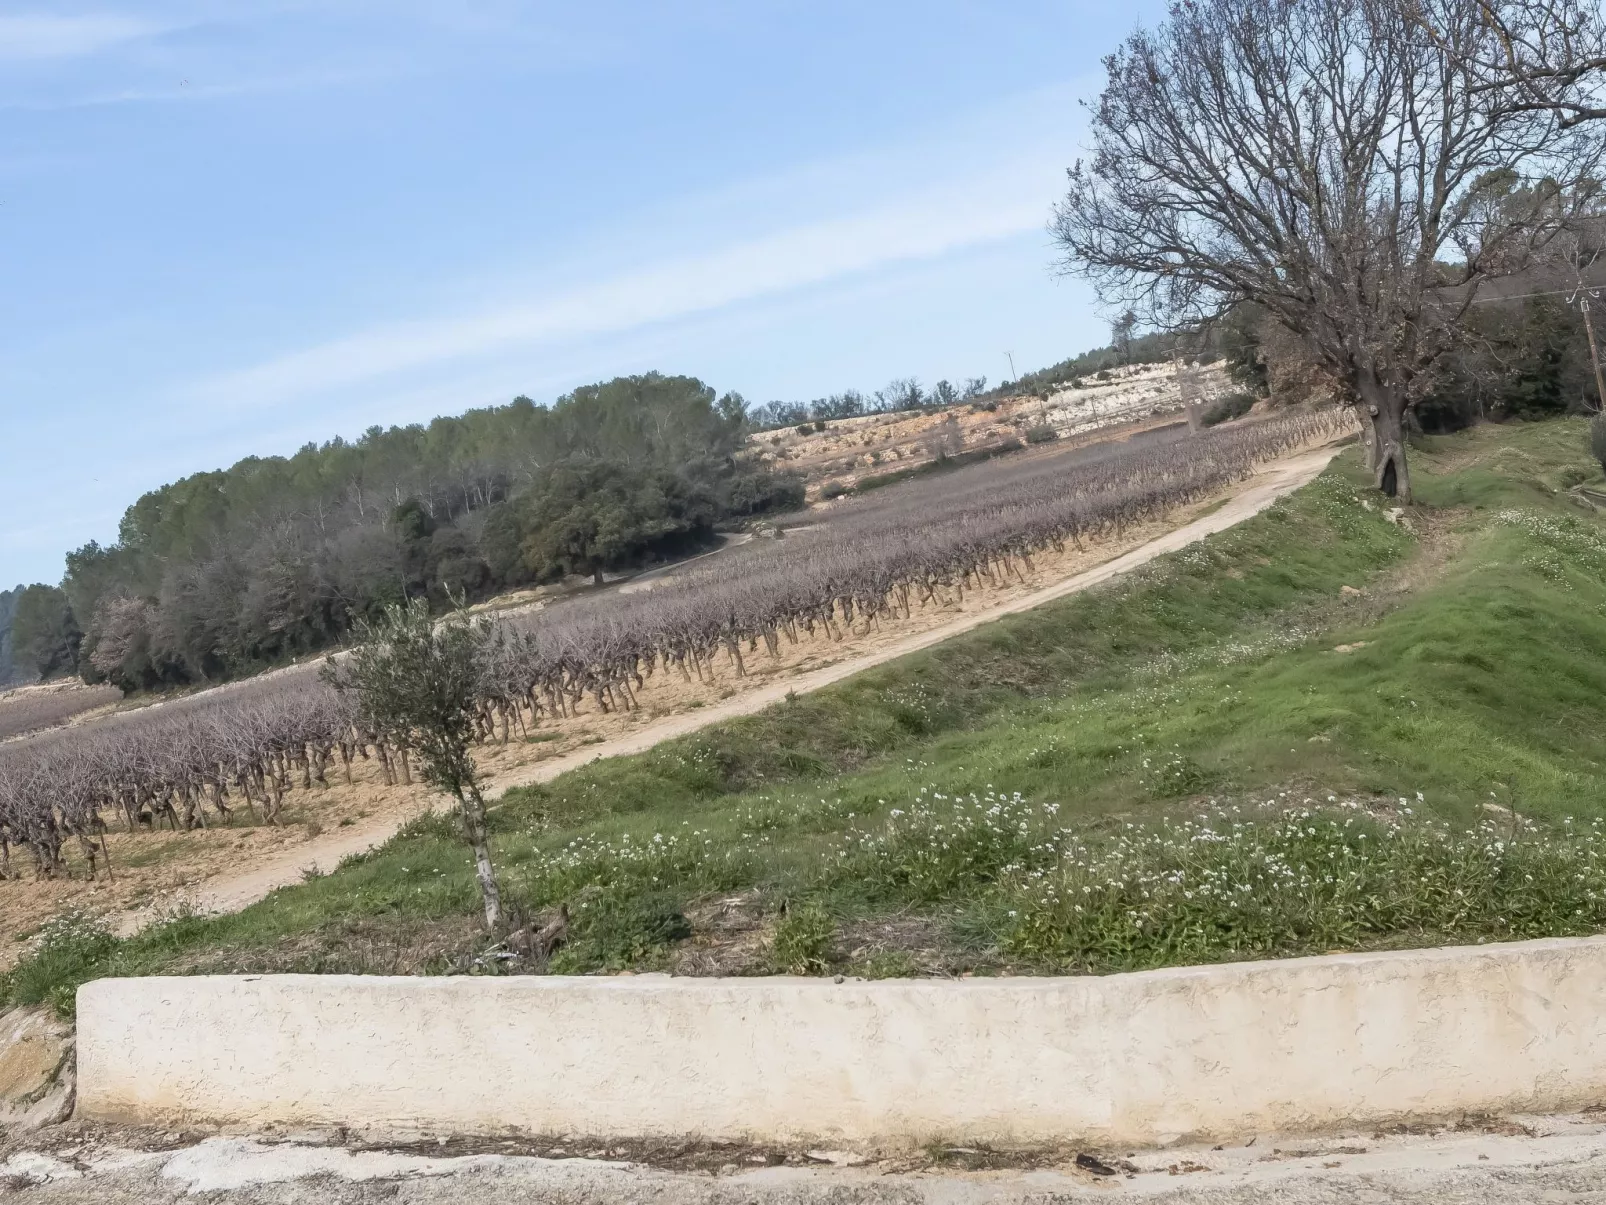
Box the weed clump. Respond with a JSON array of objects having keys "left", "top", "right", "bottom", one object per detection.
[
  {"left": 770, "top": 900, "right": 835, "bottom": 974},
  {"left": 550, "top": 888, "right": 691, "bottom": 971},
  {"left": 836, "top": 788, "right": 1050, "bottom": 903},
  {"left": 1139, "top": 751, "right": 1216, "bottom": 798},
  {"left": 1202, "top": 391, "right": 1257, "bottom": 427},
  {"left": 1, "top": 912, "right": 120, "bottom": 1018}
]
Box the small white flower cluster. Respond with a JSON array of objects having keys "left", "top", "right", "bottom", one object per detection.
[
  {"left": 834, "top": 787, "right": 1064, "bottom": 900},
  {"left": 509, "top": 821, "right": 756, "bottom": 908},
  {"left": 823, "top": 779, "right": 1606, "bottom": 968},
  {"left": 1000, "top": 802, "right": 1606, "bottom": 965},
  {"left": 1495, "top": 508, "right": 1606, "bottom": 589}
]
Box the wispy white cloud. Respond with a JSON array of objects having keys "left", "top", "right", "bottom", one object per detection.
[
  {"left": 0, "top": 13, "right": 157, "bottom": 60},
  {"left": 187, "top": 156, "right": 1064, "bottom": 411},
  {"left": 3, "top": 62, "right": 400, "bottom": 111}
]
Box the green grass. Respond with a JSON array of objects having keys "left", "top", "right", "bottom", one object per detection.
[{"left": 7, "top": 418, "right": 1606, "bottom": 1008}]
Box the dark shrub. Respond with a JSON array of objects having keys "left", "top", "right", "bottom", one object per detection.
[{"left": 1201, "top": 391, "right": 1256, "bottom": 427}]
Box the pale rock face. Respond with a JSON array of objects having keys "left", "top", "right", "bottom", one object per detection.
[{"left": 0, "top": 1005, "right": 75, "bottom": 1130}]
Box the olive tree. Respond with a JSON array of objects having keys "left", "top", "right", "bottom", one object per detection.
[
  {"left": 1053, "top": 0, "right": 1600, "bottom": 499},
  {"left": 328, "top": 599, "right": 503, "bottom": 929}
]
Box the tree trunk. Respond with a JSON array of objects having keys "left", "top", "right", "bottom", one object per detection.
[
  {"left": 1357, "top": 374, "right": 1411, "bottom": 502},
  {"left": 457, "top": 784, "right": 503, "bottom": 930},
  {"left": 1371, "top": 405, "right": 1411, "bottom": 501},
  {"left": 1360, "top": 410, "right": 1379, "bottom": 471},
  {"left": 1175, "top": 351, "right": 1203, "bottom": 431}
]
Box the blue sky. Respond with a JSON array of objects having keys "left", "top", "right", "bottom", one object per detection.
[{"left": 0, "top": 2, "right": 1165, "bottom": 587}]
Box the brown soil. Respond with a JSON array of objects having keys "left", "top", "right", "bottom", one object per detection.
[
  {"left": 0, "top": 445, "right": 1340, "bottom": 964},
  {"left": 0, "top": 759, "right": 439, "bottom": 960}
]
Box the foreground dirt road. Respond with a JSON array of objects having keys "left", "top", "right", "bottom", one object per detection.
[
  {"left": 142, "top": 445, "right": 1344, "bottom": 921},
  {"left": 5, "top": 1112, "right": 1604, "bottom": 1203}
]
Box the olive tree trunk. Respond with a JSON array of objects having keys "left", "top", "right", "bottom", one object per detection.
[{"left": 457, "top": 782, "right": 502, "bottom": 930}]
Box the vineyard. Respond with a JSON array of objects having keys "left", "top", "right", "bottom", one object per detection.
[
  {"left": 0, "top": 409, "right": 1342, "bottom": 886},
  {"left": 0, "top": 684, "right": 121, "bottom": 744}
]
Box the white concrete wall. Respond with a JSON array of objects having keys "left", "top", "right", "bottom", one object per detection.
[{"left": 76, "top": 936, "right": 1606, "bottom": 1148}]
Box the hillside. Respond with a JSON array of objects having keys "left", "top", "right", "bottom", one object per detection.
[
  {"left": 16, "top": 375, "right": 799, "bottom": 696},
  {"left": 0, "top": 409, "right": 1333, "bottom": 963},
  {"left": 5, "top": 337, "right": 1243, "bottom": 698},
  {"left": 5, "top": 416, "right": 1604, "bottom": 1000},
  {"left": 755, "top": 361, "right": 1239, "bottom": 497}
]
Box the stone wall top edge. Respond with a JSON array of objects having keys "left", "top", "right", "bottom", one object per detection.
[{"left": 76, "top": 933, "right": 1606, "bottom": 999}]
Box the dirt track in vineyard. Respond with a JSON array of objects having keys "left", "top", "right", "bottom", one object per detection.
[
  {"left": 168, "top": 444, "right": 1343, "bottom": 913},
  {"left": 0, "top": 442, "right": 1342, "bottom": 951}
]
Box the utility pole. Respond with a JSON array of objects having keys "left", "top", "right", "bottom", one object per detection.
[
  {"left": 1573, "top": 290, "right": 1606, "bottom": 414},
  {"left": 1569, "top": 247, "right": 1606, "bottom": 414},
  {"left": 1006, "top": 351, "right": 1017, "bottom": 383}
]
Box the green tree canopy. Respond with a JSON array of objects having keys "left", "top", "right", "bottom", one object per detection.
[
  {"left": 52, "top": 373, "right": 799, "bottom": 691},
  {"left": 517, "top": 461, "right": 720, "bottom": 585},
  {"left": 11, "top": 585, "right": 81, "bottom": 681}
]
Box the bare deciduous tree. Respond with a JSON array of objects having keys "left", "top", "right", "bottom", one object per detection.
[
  {"left": 1433, "top": 0, "right": 1606, "bottom": 126},
  {"left": 876, "top": 378, "right": 925, "bottom": 411},
  {"left": 1053, "top": 0, "right": 1600, "bottom": 499},
  {"left": 922, "top": 414, "right": 967, "bottom": 461}
]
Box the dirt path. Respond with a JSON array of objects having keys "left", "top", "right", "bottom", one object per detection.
[
  {"left": 8, "top": 1111, "right": 1606, "bottom": 1202},
  {"left": 177, "top": 445, "right": 1341, "bottom": 919}
]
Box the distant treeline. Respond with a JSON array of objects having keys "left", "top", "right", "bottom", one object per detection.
[
  {"left": 1418, "top": 293, "right": 1605, "bottom": 428},
  {"left": 11, "top": 374, "right": 802, "bottom": 693},
  {"left": 0, "top": 587, "right": 21, "bottom": 687},
  {"left": 746, "top": 376, "right": 994, "bottom": 430}
]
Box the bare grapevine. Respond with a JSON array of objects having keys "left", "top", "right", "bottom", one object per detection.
[{"left": 0, "top": 410, "right": 1341, "bottom": 882}]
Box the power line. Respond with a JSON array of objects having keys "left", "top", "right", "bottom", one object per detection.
[{"left": 1467, "top": 285, "right": 1602, "bottom": 304}]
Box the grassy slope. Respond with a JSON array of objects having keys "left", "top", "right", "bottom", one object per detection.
[{"left": 8, "top": 418, "right": 1606, "bottom": 1007}]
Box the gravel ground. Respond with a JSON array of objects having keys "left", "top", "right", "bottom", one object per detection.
[{"left": 7, "top": 1115, "right": 1606, "bottom": 1203}]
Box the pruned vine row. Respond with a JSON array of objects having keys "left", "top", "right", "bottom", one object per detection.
[{"left": 0, "top": 410, "right": 1342, "bottom": 880}]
